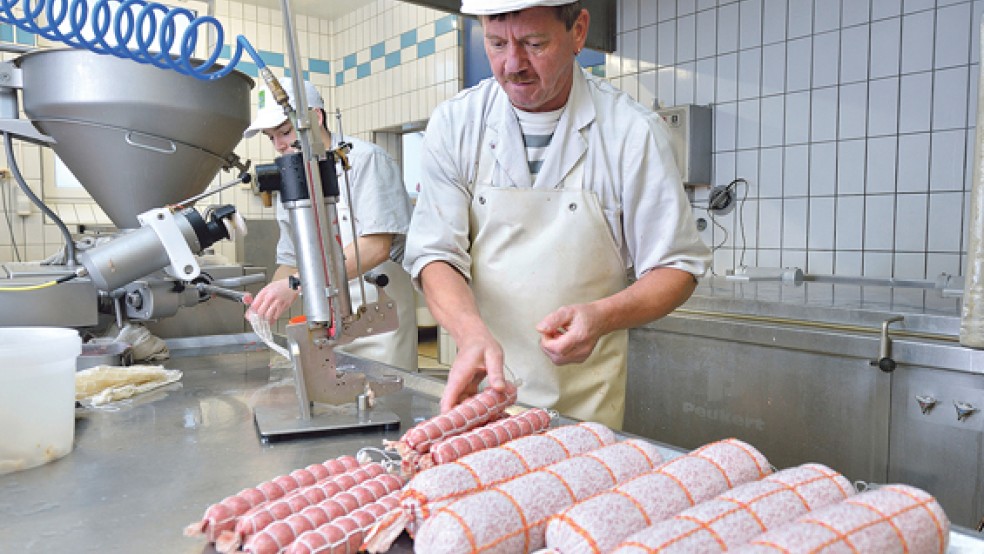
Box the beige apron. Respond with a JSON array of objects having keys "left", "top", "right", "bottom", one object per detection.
[
  {"left": 468, "top": 137, "right": 628, "bottom": 429},
  {"left": 334, "top": 192, "right": 418, "bottom": 372}
]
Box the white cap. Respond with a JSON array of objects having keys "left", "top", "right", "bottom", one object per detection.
[
  {"left": 243, "top": 80, "right": 325, "bottom": 139},
  {"left": 461, "top": 0, "right": 576, "bottom": 15}
]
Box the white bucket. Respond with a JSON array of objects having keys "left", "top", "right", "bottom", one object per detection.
[{"left": 0, "top": 327, "right": 81, "bottom": 475}]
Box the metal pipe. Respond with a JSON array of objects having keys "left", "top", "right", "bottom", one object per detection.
[
  {"left": 963, "top": 17, "right": 984, "bottom": 348},
  {"left": 278, "top": 0, "right": 351, "bottom": 332},
  {"left": 675, "top": 308, "right": 958, "bottom": 344}
]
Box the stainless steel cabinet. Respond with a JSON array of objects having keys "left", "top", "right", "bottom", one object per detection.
[
  {"left": 624, "top": 279, "right": 984, "bottom": 529},
  {"left": 627, "top": 316, "right": 891, "bottom": 484},
  {"left": 890, "top": 366, "right": 984, "bottom": 529}
]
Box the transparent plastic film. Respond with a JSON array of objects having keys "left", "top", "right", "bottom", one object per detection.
[{"left": 248, "top": 311, "right": 290, "bottom": 359}]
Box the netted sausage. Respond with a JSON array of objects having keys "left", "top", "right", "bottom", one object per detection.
[
  {"left": 429, "top": 408, "right": 552, "bottom": 466},
  {"left": 386, "top": 385, "right": 518, "bottom": 459},
  {"left": 413, "top": 439, "right": 665, "bottom": 554},
  {"left": 364, "top": 422, "right": 615, "bottom": 552},
  {"left": 404, "top": 422, "right": 614, "bottom": 534},
  {"left": 545, "top": 438, "right": 772, "bottom": 554},
  {"left": 243, "top": 472, "right": 406, "bottom": 554},
  {"left": 216, "top": 462, "right": 387, "bottom": 552},
  {"left": 184, "top": 455, "right": 361, "bottom": 542},
  {"left": 612, "top": 463, "right": 854, "bottom": 553},
  {"left": 730, "top": 484, "right": 949, "bottom": 554},
  {"left": 284, "top": 490, "right": 402, "bottom": 554}
]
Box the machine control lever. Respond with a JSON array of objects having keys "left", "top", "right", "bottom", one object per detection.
[
  {"left": 915, "top": 395, "right": 938, "bottom": 415},
  {"left": 870, "top": 315, "right": 905, "bottom": 372},
  {"left": 954, "top": 401, "right": 979, "bottom": 422}
]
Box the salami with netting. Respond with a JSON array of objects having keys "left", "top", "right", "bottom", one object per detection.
[
  {"left": 545, "top": 438, "right": 772, "bottom": 554},
  {"left": 730, "top": 484, "right": 949, "bottom": 554},
  {"left": 413, "top": 439, "right": 665, "bottom": 553},
  {"left": 612, "top": 463, "right": 854, "bottom": 553}
]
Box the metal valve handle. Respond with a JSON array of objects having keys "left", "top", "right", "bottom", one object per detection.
[
  {"left": 915, "top": 395, "right": 938, "bottom": 415},
  {"left": 954, "top": 401, "right": 979, "bottom": 422}
]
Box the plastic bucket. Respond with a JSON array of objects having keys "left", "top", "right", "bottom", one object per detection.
[{"left": 0, "top": 327, "right": 81, "bottom": 475}]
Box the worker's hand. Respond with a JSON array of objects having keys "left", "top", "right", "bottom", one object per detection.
[
  {"left": 536, "top": 304, "right": 604, "bottom": 365},
  {"left": 440, "top": 329, "right": 507, "bottom": 413},
  {"left": 243, "top": 279, "right": 299, "bottom": 322}
]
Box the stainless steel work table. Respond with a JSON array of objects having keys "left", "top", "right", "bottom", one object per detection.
[{"left": 2, "top": 334, "right": 982, "bottom": 553}]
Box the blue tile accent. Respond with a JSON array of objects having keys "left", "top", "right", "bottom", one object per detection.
[
  {"left": 309, "top": 59, "right": 331, "bottom": 74},
  {"left": 14, "top": 27, "right": 34, "bottom": 45},
  {"left": 371, "top": 42, "right": 386, "bottom": 60},
  {"left": 0, "top": 24, "right": 13, "bottom": 43},
  {"left": 435, "top": 15, "right": 456, "bottom": 36},
  {"left": 417, "top": 38, "right": 435, "bottom": 58},
  {"left": 259, "top": 50, "right": 284, "bottom": 68},
  {"left": 400, "top": 29, "right": 417, "bottom": 49},
  {"left": 237, "top": 61, "right": 259, "bottom": 77},
  {"left": 216, "top": 19, "right": 456, "bottom": 86},
  {"left": 385, "top": 51, "right": 401, "bottom": 70}
]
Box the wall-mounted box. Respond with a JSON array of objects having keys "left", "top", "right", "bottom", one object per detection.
[{"left": 656, "top": 104, "right": 712, "bottom": 187}]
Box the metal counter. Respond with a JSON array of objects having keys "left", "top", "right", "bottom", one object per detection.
[
  {"left": 2, "top": 334, "right": 981, "bottom": 553},
  {"left": 0, "top": 336, "right": 434, "bottom": 553},
  {"left": 0, "top": 335, "right": 680, "bottom": 553}
]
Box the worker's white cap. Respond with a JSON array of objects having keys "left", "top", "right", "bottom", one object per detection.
[
  {"left": 243, "top": 80, "right": 325, "bottom": 139},
  {"left": 461, "top": 0, "right": 576, "bottom": 16}
]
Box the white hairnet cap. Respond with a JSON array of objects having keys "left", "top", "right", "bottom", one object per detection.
[
  {"left": 243, "top": 80, "right": 325, "bottom": 139},
  {"left": 461, "top": 0, "right": 576, "bottom": 16}
]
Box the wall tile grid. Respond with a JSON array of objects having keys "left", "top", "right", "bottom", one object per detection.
[
  {"left": 614, "top": 0, "right": 982, "bottom": 280},
  {"left": 0, "top": 0, "right": 460, "bottom": 268},
  {"left": 0, "top": 43, "right": 47, "bottom": 267},
  {"left": 2, "top": 0, "right": 979, "bottom": 283}
]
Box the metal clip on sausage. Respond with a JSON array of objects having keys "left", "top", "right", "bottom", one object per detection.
[{"left": 249, "top": 73, "right": 402, "bottom": 442}]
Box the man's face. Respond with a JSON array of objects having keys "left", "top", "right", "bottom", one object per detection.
[
  {"left": 262, "top": 120, "right": 297, "bottom": 155},
  {"left": 482, "top": 7, "right": 588, "bottom": 112}
]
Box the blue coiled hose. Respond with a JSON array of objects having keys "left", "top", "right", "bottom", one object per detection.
[{"left": 0, "top": 0, "right": 265, "bottom": 80}]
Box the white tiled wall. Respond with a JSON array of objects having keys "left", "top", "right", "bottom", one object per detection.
[
  {"left": 2, "top": 0, "right": 980, "bottom": 283},
  {"left": 612, "top": 0, "right": 982, "bottom": 279},
  {"left": 0, "top": 0, "right": 460, "bottom": 269}
]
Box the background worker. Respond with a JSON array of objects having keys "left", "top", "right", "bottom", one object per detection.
[
  {"left": 403, "top": 0, "right": 711, "bottom": 428},
  {"left": 245, "top": 80, "right": 418, "bottom": 371}
]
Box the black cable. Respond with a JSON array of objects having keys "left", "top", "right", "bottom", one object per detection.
[
  {"left": 704, "top": 177, "right": 750, "bottom": 275},
  {"left": 4, "top": 133, "right": 77, "bottom": 265},
  {"left": 55, "top": 273, "right": 77, "bottom": 284}
]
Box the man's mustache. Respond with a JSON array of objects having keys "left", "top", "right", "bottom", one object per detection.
[{"left": 504, "top": 73, "right": 534, "bottom": 84}]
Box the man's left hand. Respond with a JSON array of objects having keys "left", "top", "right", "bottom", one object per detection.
[{"left": 536, "top": 304, "right": 603, "bottom": 365}]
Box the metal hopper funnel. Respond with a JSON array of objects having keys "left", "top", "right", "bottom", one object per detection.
[{"left": 15, "top": 48, "right": 254, "bottom": 229}]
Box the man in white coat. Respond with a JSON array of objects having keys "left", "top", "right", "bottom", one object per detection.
[
  {"left": 244, "top": 80, "right": 418, "bottom": 371},
  {"left": 403, "top": 0, "right": 710, "bottom": 428}
]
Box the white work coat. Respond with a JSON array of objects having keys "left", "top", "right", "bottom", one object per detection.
[
  {"left": 405, "top": 64, "right": 710, "bottom": 426},
  {"left": 277, "top": 136, "right": 417, "bottom": 371}
]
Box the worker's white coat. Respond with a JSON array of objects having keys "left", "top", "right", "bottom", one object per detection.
[{"left": 405, "top": 64, "right": 710, "bottom": 426}]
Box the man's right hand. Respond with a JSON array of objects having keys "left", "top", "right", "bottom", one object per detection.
[
  {"left": 439, "top": 328, "right": 508, "bottom": 413},
  {"left": 243, "top": 278, "right": 299, "bottom": 321}
]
